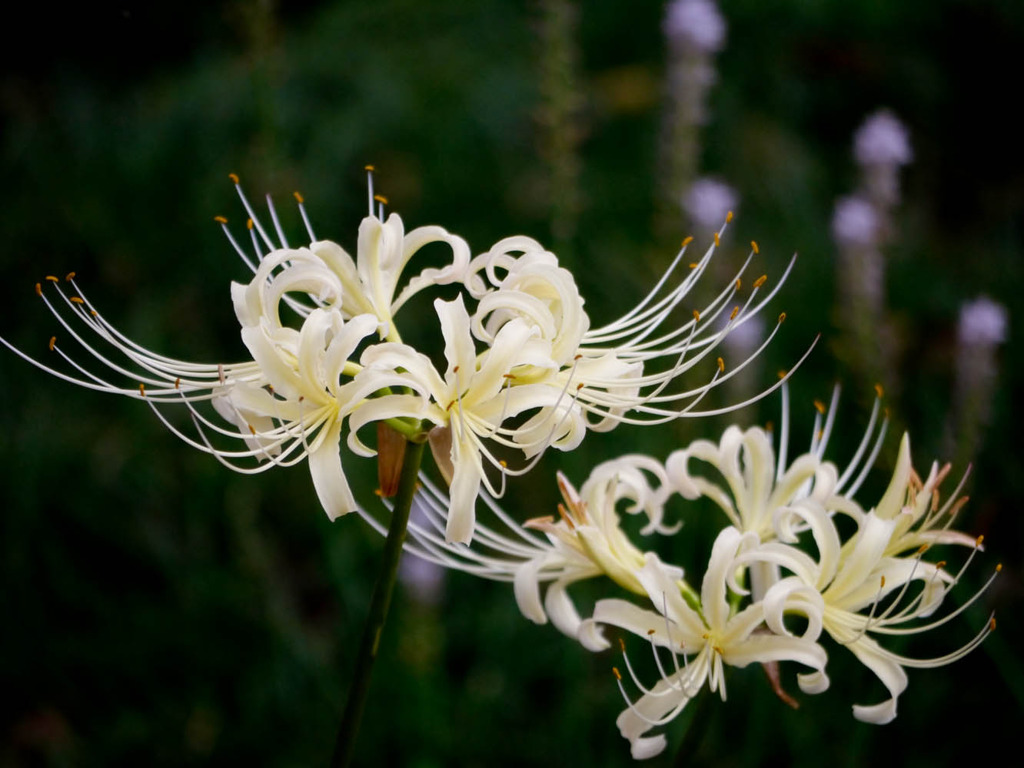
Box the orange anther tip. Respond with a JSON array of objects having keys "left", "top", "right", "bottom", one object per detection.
[
  {"left": 689, "top": 262, "right": 698, "bottom": 269},
  {"left": 364, "top": 164, "right": 375, "bottom": 172},
  {"left": 730, "top": 306, "right": 739, "bottom": 320},
  {"left": 499, "top": 460, "right": 508, "bottom": 468},
  {"left": 70, "top": 296, "right": 84, "bottom": 304},
  {"left": 90, "top": 309, "right": 98, "bottom": 316},
  {"left": 174, "top": 378, "right": 181, "bottom": 389},
  {"left": 577, "top": 382, "right": 585, "bottom": 390},
  {"left": 612, "top": 667, "right": 622, "bottom": 681},
  {"left": 874, "top": 383, "right": 884, "bottom": 398},
  {"left": 880, "top": 575, "right": 886, "bottom": 587},
  {"left": 813, "top": 399, "right": 826, "bottom": 414},
  {"left": 725, "top": 210, "right": 734, "bottom": 223},
  {"left": 228, "top": 173, "right": 240, "bottom": 184},
  {"left": 214, "top": 215, "right": 228, "bottom": 224},
  {"left": 751, "top": 240, "right": 759, "bottom": 254},
  {"left": 976, "top": 534, "right": 985, "bottom": 545},
  {"left": 246, "top": 218, "right": 254, "bottom": 230},
  {"left": 754, "top": 275, "right": 768, "bottom": 288},
  {"left": 48, "top": 336, "right": 56, "bottom": 351},
  {"left": 139, "top": 384, "right": 146, "bottom": 396},
  {"left": 574, "top": 353, "right": 583, "bottom": 360},
  {"left": 373, "top": 194, "right": 388, "bottom": 204},
  {"left": 713, "top": 232, "right": 721, "bottom": 247},
  {"left": 681, "top": 236, "right": 693, "bottom": 247},
  {"left": 735, "top": 278, "right": 741, "bottom": 290},
  {"left": 778, "top": 312, "right": 787, "bottom": 323},
  {"left": 619, "top": 638, "right": 626, "bottom": 651},
  {"left": 647, "top": 628, "right": 656, "bottom": 635},
  {"left": 692, "top": 309, "right": 701, "bottom": 322},
  {"left": 374, "top": 488, "right": 383, "bottom": 496},
  {"left": 990, "top": 618, "right": 997, "bottom": 630},
  {"left": 293, "top": 191, "right": 304, "bottom": 204},
  {"left": 46, "top": 275, "right": 59, "bottom": 283},
  {"left": 65, "top": 272, "right": 76, "bottom": 281},
  {"left": 717, "top": 357, "right": 725, "bottom": 372},
  {"left": 777, "top": 369, "right": 787, "bottom": 379},
  {"left": 996, "top": 563, "right": 1003, "bottom": 572},
  {"left": 34, "top": 283, "right": 42, "bottom": 296}
]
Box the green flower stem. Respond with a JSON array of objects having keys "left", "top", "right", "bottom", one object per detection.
[{"left": 330, "top": 435, "right": 427, "bottom": 768}]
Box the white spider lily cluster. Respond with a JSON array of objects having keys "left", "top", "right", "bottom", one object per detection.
[
  {"left": 1, "top": 171, "right": 793, "bottom": 544},
  {"left": 394, "top": 386, "right": 998, "bottom": 759}
]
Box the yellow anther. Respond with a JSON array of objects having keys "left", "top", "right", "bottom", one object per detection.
[
  {"left": 730, "top": 305, "right": 739, "bottom": 320},
  {"left": 935, "top": 560, "right": 947, "bottom": 569},
  {"left": 48, "top": 336, "right": 56, "bottom": 351},
  {"left": 293, "top": 191, "right": 304, "bottom": 204},
  {"left": 228, "top": 173, "right": 240, "bottom": 184},
  {"left": 499, "top": 459, "right": 508, "bottom": 468},
  {"left": 713, "top": 232, "right": 721, "bottom": 247},
  {"left": 373, "top": 488, "right": 383, "bottom": 497},
  {"left": 246, "top": 218, "right": 254, "bottom": 230},
  {"left": 46, "top": 275, "right": 59, "bottom": 283},
  {"left": 883, "top": 407, "right": 890, "bottom": 418},
  {"left": 139, "top": 383, "right": 146, "bottom": 397},
  {"left": 717, "top": 357, "right": 725, "bottom": 373},
  {"left": 364, "top": 164, "right": 375, "bottom": 172},
  {"left": 214, "top": 215, "right": 228, "bottom": 224},
  {"left": 692, "top": 309, "right": 701, "bottom": 322},
  {"left": 880, "top": 575, "right": 886, "bottom": 588},
  {"left": 577, "top": 382, "right": 585, "bottom": 390},
  {"left": 813, "top": 399, "right": 826, "bottom": 414},
  {"left": 174, "top": 378, "right": 181, "bottom": 389},
  {"left": 34, "top": 283, "right": 42, "bottom": 296},
  {"left": 612, "top": 667, "right": 622, "bottom": 681},
  {"left": 503, "top": 373, "right": 516, "bottom": 380},
  {"left": 373, "top": 194, "right": 388, "bottom": 204},
  {"left": 735, "top": 278, "right": 741, "bottom": 291},
  {"left": 689, "top": 262, "right": 698, "bottom": 269},
  {"left": 874, "top": 383, "right": 884, "bottom": 398},
  {"left": 751, "top": 240, "right": 759, "bottom": 254},
  {"left": 70, "top": 297, "right": 84, "bottom": 305},
  {"left": 681, "top": 236, "right": 693, "bottom": 247},
  {"left": 990, "top": 617, "right": 997, "bottom": 631},
  {"left": 574, "top": 354, "right": 583, "bottom": 361},
  {"left": 816, "top": 428, "right": 824, "bottom": 440},
  {"left": 753, "top": 274, "right": 768, "bottom": 289},
  {"left": 726, "top": 210, "right": 734, "bottom": 223},
  {"left": 996, "top": 563, "right": 1003, "bottom": 572},
  {"left": 647, "top": 628, "right": 656, "bottom": 635},
  {"left": 778, "top": 312, "right": 787, "bottom": 323},
  {"left": 90, "top": 310, "right": 97, "bottom": 316},
  {"left": 65, "top": 272, "right": 76, "bottom": 281},
  {"left": 777, "top": 369, "right": 787, "bottom": 379},
  {"left": 976, "top": 535, "right": 985, "bottom": 547},
  {"left": 248, "top": 424, "right": 256, "bottom": 435}
]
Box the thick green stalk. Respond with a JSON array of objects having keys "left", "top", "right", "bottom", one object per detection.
[{"left": 330, "top": 437, "right": 427, "bottom": 767}]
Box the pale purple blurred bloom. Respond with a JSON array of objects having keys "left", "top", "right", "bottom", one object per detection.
[
  {"left": 832, "top": 195, "right": 878, "bottom": 248},
  {"left": 683, "top": 177, "right": 738, "bottom": 231},
  {"left": 664, "top": 0, "right": 726, "bottom": 53},
  {"left": 958, "top": 297, "right": 1008, "bottom": 347},
  {"left": 854, "top": 110, "right": 913, "bottom": 167}
]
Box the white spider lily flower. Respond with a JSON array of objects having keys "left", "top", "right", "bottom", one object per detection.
[
  {"left": 583, "top": 529, "right": 826, "bottom": 760},
  {"left": 354, "top": 294, "right": 573, "bottom": 543},
  {"left": 358, "top": 456, "right": 679, "bottom": 646},
  {"left": 754, "top": 437, "right": 999, "bottom": 724},
  {"left": 665, "top": 384, "right": 889, "bottom": 560},
  {"left": 219, "top": 171, "right": 471, "bottom": 342}
]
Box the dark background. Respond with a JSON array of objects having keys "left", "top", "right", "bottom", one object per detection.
[{"left": 1, "top": 1, "right": 1020, "bottom": 765}]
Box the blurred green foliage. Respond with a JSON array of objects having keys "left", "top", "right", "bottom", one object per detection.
[{"left": 1, "top": 1, "right": 1021, "bottom": 765}]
